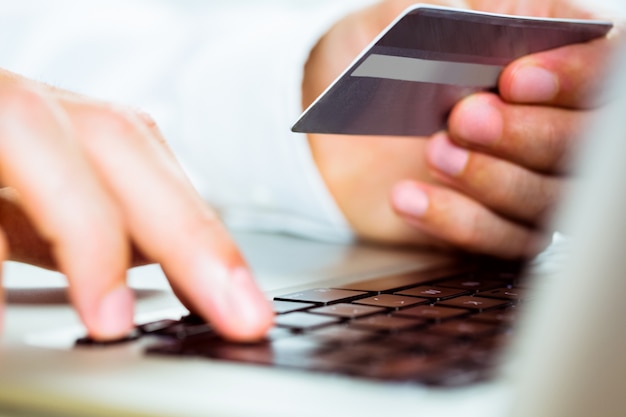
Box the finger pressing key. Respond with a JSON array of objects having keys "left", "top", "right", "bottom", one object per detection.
[{"left": 65, "top": 102, "right": 273, "bottom": 342}]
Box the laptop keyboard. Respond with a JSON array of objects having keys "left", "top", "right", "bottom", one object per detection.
[{"left": 76, "top": 260, "right": 525, "bottom": 387}]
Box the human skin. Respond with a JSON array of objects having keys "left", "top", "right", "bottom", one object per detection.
[
  {"left": 304, "top": 0, "right": 622, "bottom": 259},
  {"left": 0, "top": 0, "right": 618, "bottom": 342},
  {"left": 0, "top": 71, "right": 273, "bottom": 342}
]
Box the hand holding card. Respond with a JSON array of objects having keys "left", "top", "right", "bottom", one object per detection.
[
  {"left": 293, "top": 4, "right": 611, "bottom": 136},
  {"left": 300, "top": 2, "right": 618, "bottom": 258}
]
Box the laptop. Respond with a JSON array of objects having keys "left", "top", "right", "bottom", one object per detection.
[{"left": 1, "top": 5, "right": 625, "bottom": 417}]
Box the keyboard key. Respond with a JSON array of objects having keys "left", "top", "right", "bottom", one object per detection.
[
  {"left": 265, "top": 327, "right": 295, "bottom": 341},
  {"left": 471, "top": 308, "right": 518, "bottom": 325},
  {"left": 417, "top": 361, "right": 492, "bottom": 387},
  {"left": 307, "top": 326, "right": 377, "bottom": 345},
  {"left": 349, "top": 315, "right": 424, "bottom": 332},
  {"left": 476, "top": 270, "right": 520, "bottom": 283},
  {"left": 438, "top": 296, "right": 509, "bottom": 311},
  {"left": 181, "top": 336, "right": 276, "bottom": 365},
  {"left": 474, "top": 332, "right": 515, "bottom": 354},
  {"left": 478, "top": 287, "right": 524, "bottom": 301},
  {"left": 275, "top": 312, "right": 341, "bottom": 330},
  {"left": 75, "top": 328, "right": 141, "bottom": 346},
  {"left": 393, "top": 305, "right": 468, "bottom": 321},
  {"left": 315, "top": 341, "right": 397, "bottom": 365},
  {"left": 140, "top": 321, "right": 213, "bottom": 339},
  {"left": 428, "top": 320, "right": 498, "bottom": 339},
  {"left": 274, "top": 288, "right": 368, "bottom": 305},
  {"left": 357, "top": 352, "right": 451, "bottom": 381},
  {"left": 203, "top": 341, "right": 275, "bottom": 365},
  {"left": 395, "top": 286, "right": 469, "bottom": 301},
  {"left": 271, "top": 335, "right": 327, "bottom": 357},
  {"left": 272, "top": 300, "right": 316, "bottom": 314},
  {"left": 270, "top": 337, "right": 334, "bottom": 368},
  {"left": 180, "top": 314, "right": 206, "bottom": 325},
  {"left": 138, "top": 319, "right": 180, "bottom": 335},
  {"left": 380, "top": 332, "right": 452, "bottom": 353},
  {"left": 437, "top": 278, "right": 503, "bottom": 292},
  {"left": 309, "top": 303, "right": 385, "bottom": 318},
  {"left": 353, "top": 294, "right": 428, "bottom": 309},
  {"left": 136, "top": 317, "right": 212, "bottom": 340},
  {"left": 335, "top": 265, "right": 473, "bottom": 293}
]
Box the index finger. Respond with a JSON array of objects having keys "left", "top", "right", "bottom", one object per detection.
[{"left": 64, "top": 103, "right": 274, "bottom": 342}]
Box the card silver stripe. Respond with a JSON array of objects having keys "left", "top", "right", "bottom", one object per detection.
[{"left": 351, "top": 54, "right": 503, "bottom": 87}]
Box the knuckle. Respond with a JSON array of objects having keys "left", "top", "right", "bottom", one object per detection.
[
  {"left": 73, "top": 104, "right": 140, "bottom": 141},
  {"left": 469, "top": 164, "right": 517, "bottom": 211},
  {"left": 469, "top": 161, "right": 555, "bottom": 224},
  {"left": 531, "top": 177, "right": 560, "bottom": 220},
  {"left": 500, "top": 171, "right": 557, "bottom": 223},
  {"left": 541, "top": 122, "right": 570, "bottom": 169},
  {"left": 182, "top": 206, "right": 223, "bottom": 240},
  {"left": 133, "top": 109, "right": 159, "bottom": 131},
  {"left": 0, "top": 84, "right": 52, "bottom": 126},
  {"left": 454, "top": 214, "right": 485, "bottom": 251},
  {"left": 179, "top": 205, "right": 241, "bottom": 258},
  {"left": 132, "top": 109, "right": 169, "bottom": 147},
  {"left": 452, "top": 215, "right": 528, "bottom": 260},
  {"left": 114, "top": 105, "right": 160, "bottom": 133},
  {"left": 160, "top": 199, "right": 217, "bottom": 241},
  {"left": 71, "top": 104, "right": 169, "bottom": 149}
]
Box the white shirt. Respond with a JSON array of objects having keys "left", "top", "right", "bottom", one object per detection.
[{"left": 0, "top": 0, "right": 375, "bottom": 242}]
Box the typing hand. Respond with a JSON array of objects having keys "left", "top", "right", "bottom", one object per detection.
[
  {"left": 0, "top": 72, "right": 273, "bottom": 341},
  {"left": 304, "top": 0, "right": 620, "bottom": 258}
]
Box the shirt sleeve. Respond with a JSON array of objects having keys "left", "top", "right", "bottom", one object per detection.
[
  {"left": 0, "top": 1, "right": 375, "bottom": 243},
  {"left": 173, "top": 2, "right": 375, "bottom": 243}
]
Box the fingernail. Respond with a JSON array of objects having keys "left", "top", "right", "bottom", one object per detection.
[
  {"left": 427, "top": 134, "right": 469, "bottom": 176},
  {"left": 454, "top": 95, "right": 502, "bottom": 145},
  {"left": 392, "top": 181, "right": 429, "bottom": 217},
  {"left": 214, "top": 267, "right": 273, "bottom": 340},
  {"left": 97, "top": 286, "right": 135, "bottom": 339},
  {"left": 229, "top": 267, "right": 273, "bottom": 330},
  {"left": 510, "top": 65, "right": 559, "bottom": 103}
]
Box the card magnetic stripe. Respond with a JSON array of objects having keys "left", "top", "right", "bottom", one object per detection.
[{"left": 351, "top": 54, "right": 503, "bottom": 87}]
